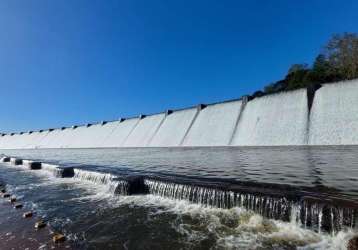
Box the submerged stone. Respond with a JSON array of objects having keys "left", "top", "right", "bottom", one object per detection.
[
  {"left": 1, "top": 157, "right": 10, "bottom": 162},
  {"left": 3, "top": 193, "right": 10, "bottom": 198},
  {"left": 14, "top": 203, "right": 23, "bottom": 209},
  {"left": 348, "top": 236, "right": 358, "bottom": 250},
  {"left": 10, "top": 158, "right": 23, "bottom": 165},
  {"left": 23, "top": 211, "right": 33, "bottom": 218},
  {"left": 28, "top": 161, "right": 41, "bottom": 170},
  {"left": 35, "top": 220, "right": 46, "bottom": 229},
  {"left": 52, "top": 233, "right": 66, "bottom": 243},
  {"left": 54, "top": 166, "right": 74, "bottom": 178},
  {"left": 116, "top": 175, "right": 147, "bottom": 195}
]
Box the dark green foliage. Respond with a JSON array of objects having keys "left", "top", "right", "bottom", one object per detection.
[
  {"left": 251, "top": 90, "right": 265, "bottom": 99},
  {"left": 257, "top": 33, "right": 358, "bottom": 97}
]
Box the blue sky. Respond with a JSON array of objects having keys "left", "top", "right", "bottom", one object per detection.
[{"left": 0, "top": 0, "right": 357, "bottom": 133}]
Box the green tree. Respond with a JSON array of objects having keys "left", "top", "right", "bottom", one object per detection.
[
  {"left": 285, "top": 64, "right": 310, "bottom": 90},
  {"left": 324, "top": 33, "right": 358, "bottom": 80},
  {"left": 287, "top": 64, "right": 309, "bottom": 74},
  {"left": 258, "top": 32, "right": 358, "bottom": 97},
  {"left": 304, "top": 54, "right": 332, "bottom": 83}
]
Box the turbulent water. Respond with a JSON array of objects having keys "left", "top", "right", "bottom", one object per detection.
[{"left": 0, "top": 147, "right": 357, "bottom": 249}]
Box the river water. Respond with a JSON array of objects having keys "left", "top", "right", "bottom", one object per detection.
[{"left": 0, "top": 146, "right": 357, "bottom": 249}]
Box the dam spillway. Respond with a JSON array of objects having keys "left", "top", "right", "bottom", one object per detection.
[
  {"left": 1, "top": 153, "right": 357, "bottom": 236},
  {"left": 1, "top": 77, "right": 358, "bottom": 249},
  {"left": 309, "top": 80, "right": 358, "bottom": 145},
  {"left": 1, "top": 80, "right": 358, "bottom": 149},
  {"left": 231, "top": 89, "right": 308, "bottom": 146}
]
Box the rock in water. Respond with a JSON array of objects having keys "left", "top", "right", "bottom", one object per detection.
[
  {"left": 348, "top": 236, "right": 358, "bottom": 250},
  {"left": 3, "top": 193, "right": 10, "bottom": 198},
  {"left": 23, "top": 211, "right": 33, "bottom": 218},
  {"left": 14, "top": 203, "right": 23, "bottom": 209},
  {"left": 52, "top": 233, "right": 66, "bottom": 243},
  {"left": 35, "top": 220, "right": 46, "bottom": 229}
]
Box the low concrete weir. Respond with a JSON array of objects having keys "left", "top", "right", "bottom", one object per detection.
[
  {"left": 10, "top": 157, "right": 23, "bottom": 165},
  {"left": 1, "top": 157, "right": 10, "bottom": 162},
  {"left": 0, "top": 155, "right": 356, "bottom": 233},
  {"left": 73, "top": 169, "right": 131, "bottom": 195},
  {"left": 40, "top": 163, "right": 74, "bottom": 178},
  {"left": 22, "top": 160, "right": 41, "bottom": 170}
]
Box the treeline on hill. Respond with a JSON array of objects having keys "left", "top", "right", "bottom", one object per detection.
[{"left": 252, "top": 33, "right": 358, "bottom": 97}]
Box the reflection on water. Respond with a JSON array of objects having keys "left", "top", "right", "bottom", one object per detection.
[
  {"left": 2, "top": 146, "right": 358, "bottom": 199},
  {"left": 0, "top": 146, "right": 357, "bottom": 249},
  {"left": 0, "top": 163, "right": 355, "bottom": 250}
]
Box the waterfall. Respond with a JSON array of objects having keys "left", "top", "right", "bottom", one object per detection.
[
  {"left": 145, "top": 179, "right": 291, "bottom": 219},
  {"left": 22, "top": 131, "right": 49, "bottom": 149},
  {"left": 73, "top": 169, "right": 129, "bottom": 195},
  {"left": 309, "top": 80, "right": 358, "bottom": 145},
  {"left": 49, "top": 127, "right": 77, "bottom": 148},
  {"left": 182, "top": 100, "right": 243, "bottom": 146},
  {"left": 64, "top": 123, "right": 117, "bottom": 148},
  {"left": 144, "top": 179, "right": 357, "bottom": 233},
  {"left": 2, "top": 153, "right": 356, "bottom": 234},
  {"left": 295, "top": 200, "right": 357, "bottom": 234},
  {"left": 102, "top": 118, "right": 139, "bottom": 147},
  {"left": 40, "top": 163, "right": 74, "bottom": 178},
  {"left": 232, "top": 89, "right": 308, "bottom": 146},
  {"left": 1, "top": 80, "right": 358, "bottom": 147},
  {"left": 149, "top": 108, "right": 197, "bottom": 147},
  {"left": 3, "top": 134, "right": 24, "bottom": 149},
  {"left": 41, "top": 163, "right": 63, "bottom": 176},
  {"left": 122, "top": 114, "right": 166, "bottom": 147},
  {"left": 37, "top": 129, "right": 64, "bottom": 149}
]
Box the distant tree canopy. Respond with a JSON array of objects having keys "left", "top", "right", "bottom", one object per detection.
[{"left": 260, "top": 33, "right": 358, "bottom": 96}]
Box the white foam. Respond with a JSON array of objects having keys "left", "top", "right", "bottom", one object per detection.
[
  {"left": 123, "top": 114, "right": 165, "bottom": 147},
  {"left": 102, "top": 119, "right": 139, "bottom": 147},
  {"left": 149, "top": 108, "right": 197, "bottom": 147},
  {"left": 232, "top": 89, "right": 308, "bottom": 146},
  {"left": 37, "top": 129, "right": 65, "bottom": 148},
  {"left": 309, "top": 80, "right": 358, "bottom": 145},
  {"left": 107, "top": 194, "right": 353, "bottom": 249},
  {"left": 23, "top": 131, "right": 49, "bottom": 149},
  {"left": 64, "top": 123, "right": 117, "bottom": 148},
  {"left": 39, "top": 128, "right": 76, "bottom": 148},
  {"left": 183, "top": 100, "right": 242, "bottom": 146}
]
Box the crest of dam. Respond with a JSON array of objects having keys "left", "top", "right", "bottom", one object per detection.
[{"left": 1, "top": 79, "right": 358, "bottom": 148}]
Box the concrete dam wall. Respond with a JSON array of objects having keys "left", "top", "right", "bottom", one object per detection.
[{"left": 1, "top": 79, "right": 358, "bottom": 148}]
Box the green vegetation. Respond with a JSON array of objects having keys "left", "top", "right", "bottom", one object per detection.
[{"left": 257, "top": 33, "right": 358, "bottom": 97}]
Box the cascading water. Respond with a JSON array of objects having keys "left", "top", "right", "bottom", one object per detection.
[
  {"left": 102, "top": 118, "right": 139, "bottom": 147},
  {"left": 64, "top": 123, "right": 117, "bottom": 148},
  {"left": 232, "top": 89, "right": 308, "bottom": 146},
  {"left": 144, "top": 179, "right": 357, "bottom": 234},
  {"left": 41, "top": 163, "right": 64, "bottom": 177},
  {"left": 1, "top": 80, "right": 358, "bottom": 148},
  {"left": 296, "top": 200, "right": 357, "bottom": 234},
  {"left": 309, "top": 80, "right": 358, "bottom": 145},
  {"left": 123, "top": 114, "right": 166, "bottom": 147},
  {"left": 73, "top": 169, "right": 129, "bottom": 195},
  {"left": 149, "top": 108, "right": 197, "bottom": 147},
  {"left": 182, "top": 100, "right": 243, "bottom": 146}
]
